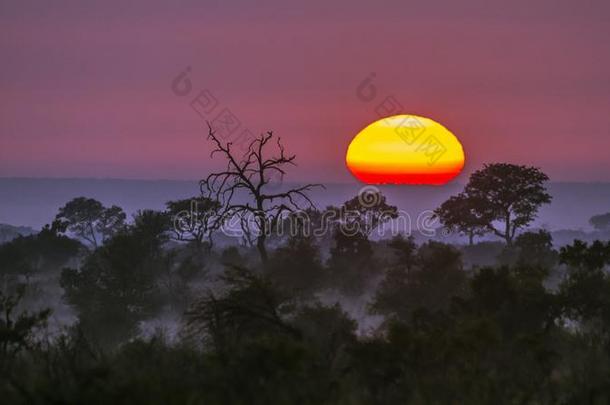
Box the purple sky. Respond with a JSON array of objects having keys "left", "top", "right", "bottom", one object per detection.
[{"left": 1, "top": 0, "right": 609, "bottom": 182}]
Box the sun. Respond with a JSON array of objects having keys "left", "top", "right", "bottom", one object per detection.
[{"left": 346, "top": 114, "right": 465, "bottom": 185}]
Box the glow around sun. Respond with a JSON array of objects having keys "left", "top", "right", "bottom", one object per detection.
[{"left": 346, "top": 114, "right": 465, "bottom": 185}]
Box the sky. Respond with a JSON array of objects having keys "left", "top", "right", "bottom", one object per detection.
[{"left": 1, "top": 0, "right": 609, "bottom": 183}]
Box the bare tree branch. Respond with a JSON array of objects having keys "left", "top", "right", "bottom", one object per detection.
[{"left": 200, "top": 122, "right": 324, "bottom": 262}]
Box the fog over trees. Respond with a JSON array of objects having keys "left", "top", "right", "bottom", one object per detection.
[{"left": 2, "top": 132, "right": 610, "bottom": 403}]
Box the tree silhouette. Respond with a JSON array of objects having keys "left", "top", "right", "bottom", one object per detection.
[
  {"left": 60, "top": 210, "right": 168, "bottom": 346},
  {"left": 266, "top": 232, "right": 324, "bottom": 298},
  {"left": 55, "top": 197, "right": 126, "bottom": 248},
  {"left": 372, "top": 241, "right": 466, "bottom": 321},
  {"left": 439, "top": 163, "right": 551, "bottom": 245},
  {"left": 0, "top": 225, "right": 82, "bottom": 296},
  {"left": 559, "top": 240, "right": 610, "bottom": 350},
  {"left": 433, "top": 192, "right": 488, "bottom": 245},
  {"left": 185, "top": 265, "right": 299, "bottom": 354},
  {"left": 512, "top": 230, "right": 558, "bottom": 268},
  {"left": 0, "top": 284, "right": 50, "bottom": 371},
  {"left": 560, "top": 239, "right": 610, "bottom": 271},
  {"left": 97, "top": 205, "right": 127, "bottom": 242},
  {"left": 165, "top": 196, "right": 220, "bottom": 246},
  {"left": 332, "top": 191, "right": 398, "bottom": 236},
  {"left": 327, "top": 228, "right": 375, "bottom": 296},
  {"left": 200, "top": 123, "right": 322, "bottom": 263}
]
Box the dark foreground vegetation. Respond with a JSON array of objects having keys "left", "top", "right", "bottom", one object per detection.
[{"left": 2, "top": 130, "right": 610, "bottom": 404}]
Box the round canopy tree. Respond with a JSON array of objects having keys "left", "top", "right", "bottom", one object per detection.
[{"left": 437, "top": 163, "right": 552, "bottom": 245}]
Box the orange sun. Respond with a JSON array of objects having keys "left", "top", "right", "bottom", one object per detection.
[{"left": 346, "top": 114, "right": 465, "bottom": 185}]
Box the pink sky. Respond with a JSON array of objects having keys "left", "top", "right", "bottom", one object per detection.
[{"left": 1, "top": 0, "right": 609, "bottom": 182}]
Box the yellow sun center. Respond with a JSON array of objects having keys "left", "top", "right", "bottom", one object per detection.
[{"left": 346, "top": 114, "right": 465, "bottom": 185}]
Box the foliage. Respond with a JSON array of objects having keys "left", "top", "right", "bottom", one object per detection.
[
  {"left": 55, "top": 197, "right": 126, "bottom": 248},
  {"left": 0, "top": 284, "right": 50, "bottom": 372},
  {"left": 439, "top": 163, "right": 552, "bottom": 244},
  {"left": 434, "top": 192, "right": 488, "bottom": 244},
  {"left": 498, "top": 230, "right": 559, "bottom": 269},
  {"left": 0, "top": 226, "right": 82, "bottom": 276},
  {"left": 185, "top": 266, "right": 299, "bottom": 354},
  {"left": 332, "top": 191, "right": 398, "bottom": 236},
  {"left": 326, "top": 228, "right": 375, "bottom": 296},
  {"left": 8, "top": 163, "right": 610, "bottom": 403},
  {"left": 559, "top": 240, "right": 610, "bottom": 336},
  {"left": 372, "top": 240, "right": 466, "bottom": 321},
  {"left": 165, "top": 196, "right": 220, "bottom": 245},
  {"left": 0, "top": 225, "right": 82, "bottom": 299},
  {"left": 60, "top": 210, "right": 169, "bottom": 347},
  {"left": 266, "top": 233, "right": 325, "bottom": 298}
]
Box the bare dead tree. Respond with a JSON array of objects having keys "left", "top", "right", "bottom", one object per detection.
[{"left": 200, "top": 122, "right": 324, "bottom": 263}]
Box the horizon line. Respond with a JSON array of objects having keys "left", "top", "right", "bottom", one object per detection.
[{"left": 2, "top": 176, "right": 610, "bottom": 186}]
